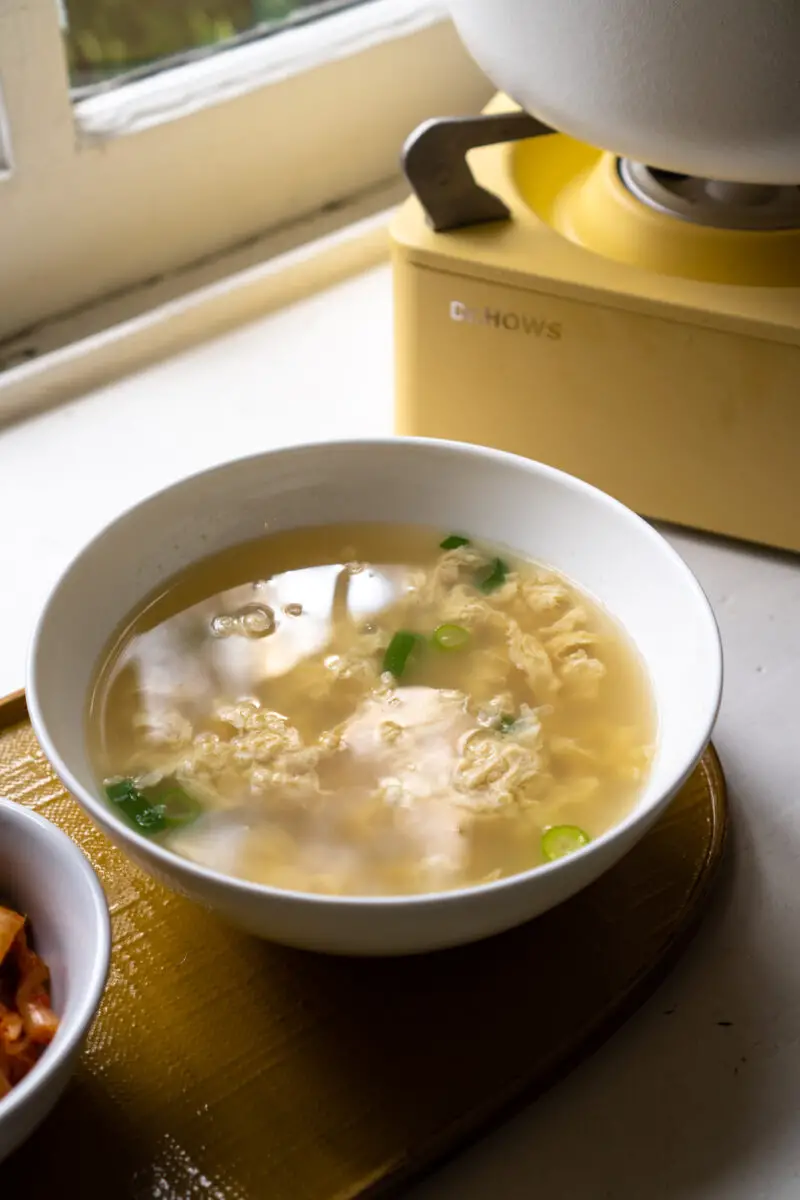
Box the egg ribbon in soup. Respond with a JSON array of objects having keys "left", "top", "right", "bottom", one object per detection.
[{"left": 89, "top": 524, "right": 656, "bottom": 896}]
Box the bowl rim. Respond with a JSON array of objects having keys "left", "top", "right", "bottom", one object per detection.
[
  {"left": 0, "top": 798, "right": 111, "bottom": 1124},
  {"left": 26, "top": 435, "right": 723, "bottom": 910}
]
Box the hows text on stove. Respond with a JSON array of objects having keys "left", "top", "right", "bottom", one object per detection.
[{"left": 449, "top": 301, "right": 561, "bottom": 340}]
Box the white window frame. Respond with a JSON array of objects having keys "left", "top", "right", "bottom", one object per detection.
[{"left": 0, "top": 0, "right": 490, "bottom": 343}]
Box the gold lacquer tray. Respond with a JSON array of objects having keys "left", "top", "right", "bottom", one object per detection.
[{"left": 0, "top": 690, "right": 727, "bottom": 1199}]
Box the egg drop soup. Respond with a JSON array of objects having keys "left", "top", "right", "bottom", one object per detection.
[{"left": 88, "top": 524, "right": 656, "bottom": 896}]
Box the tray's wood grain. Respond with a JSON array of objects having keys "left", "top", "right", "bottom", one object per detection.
[{"left": 0, "top": 691, "right": 726, "bottom": 1200}]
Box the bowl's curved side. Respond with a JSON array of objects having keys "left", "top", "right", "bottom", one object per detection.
[
  {"left": 0, "top": 801, "right": 111, "bottom": 1162},
  {"left": 40, "top": 763, "right": 679, "bottom": 957},
  {"left": 0, "top": 1046, "right": 81, "bottom": 1165}
]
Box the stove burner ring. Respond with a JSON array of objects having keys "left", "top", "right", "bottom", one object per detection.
[{"left": 618, "top": 160, "right": 800, "bottom": 231}]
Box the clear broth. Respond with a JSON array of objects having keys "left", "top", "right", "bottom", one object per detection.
[{"left": 88, "top": 523, "right": 656, "bottom": 895}]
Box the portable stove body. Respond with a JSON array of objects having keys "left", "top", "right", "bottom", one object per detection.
[{"left": 392, "top": 99, "right": 800, "bottom": 552}]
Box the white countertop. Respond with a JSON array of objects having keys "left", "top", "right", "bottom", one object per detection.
[{"left": 2, "top": 264, "right": 799, "bottom": 1199}]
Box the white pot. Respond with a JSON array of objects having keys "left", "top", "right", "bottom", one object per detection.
[{"left": 447, "top": 0, "right": 800, "bottom": 184}]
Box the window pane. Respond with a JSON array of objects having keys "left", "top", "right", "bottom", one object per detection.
[{"left": 63, "top": 0, "right": 377, "bottom": 89}]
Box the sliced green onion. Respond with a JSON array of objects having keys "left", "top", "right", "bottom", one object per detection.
[
  {"left": 105, "top": 778, "right": 167, "bottom": 835},
  {"left": 149, "top": 784, "right": 203, "bottom": 831},
  {"left": 541, "top": 825, "right": 591, "bottom": 862},
  {"left": 439, "top": 534, "right": 470, "bottom": 550},
  {"left": 105, "top": 777, "right": 202, "bottom": 835},
  {"left": 478, "top": 557, "right": 509, "bottom": 593},
  {"left": 498, "top": 713, "right": 516, "bottom": 733},
  {"left": 105, "top": 779, "right": 135, "bottom": 803},
  {"left": 432, "top": 623, "right": 471, "bottom": 651},
  {"left": 382, "top": 631, "right": 422, "bottom": 679}
]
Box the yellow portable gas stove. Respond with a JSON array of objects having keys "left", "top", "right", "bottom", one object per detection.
[{"left": 391, "top": 97, "right": 800, "bottom": 553}]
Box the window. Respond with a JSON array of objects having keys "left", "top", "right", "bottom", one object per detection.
[
  {"left": 65, "top": 1, "right": 374, "bottom": 88},
  {"left": 0, "top": 0, "right": 490, "bottom": 343}
]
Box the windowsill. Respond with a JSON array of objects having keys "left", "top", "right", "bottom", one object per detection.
[
  {"left": 0, "top": 193, "right": 399, "bottom": 424},
  {"left": 1, "top": 254, "right": 799, "bottom": 1200},
  {"left": 1, "top": 0, "right": 490, "bottom": 341}
]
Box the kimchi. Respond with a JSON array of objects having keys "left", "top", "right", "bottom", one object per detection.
[{"left": 0, "top": 905, "right": 59, "bottom": 1098}]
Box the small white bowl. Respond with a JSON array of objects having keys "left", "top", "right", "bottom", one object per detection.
[
  {"left": 27, "top": 438, "right": 722, "bottom": 956},
  {"left": 0, "top": 799, "right": 110, "bottom": 1163}
]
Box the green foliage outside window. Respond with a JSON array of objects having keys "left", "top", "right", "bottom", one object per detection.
[{"left": 65, "top": 0, "right": 330, "bottom": 85}]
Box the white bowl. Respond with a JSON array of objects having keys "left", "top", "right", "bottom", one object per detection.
[
  {"left": 27, "top": 439, "right": 722, "bottom": 957},
  {"left": 0, "top": 799, "right": 110, "bottom": 1163}
]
